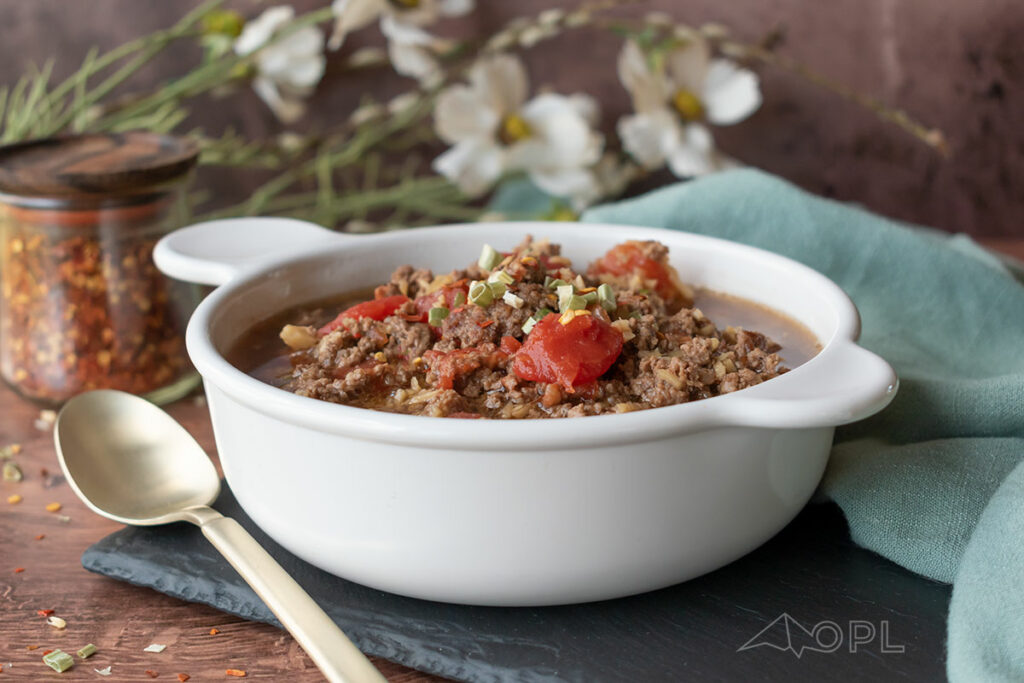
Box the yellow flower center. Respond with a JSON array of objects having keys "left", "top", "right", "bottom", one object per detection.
[
  {"left": 201, "top": 9, "right": 245, "bottom": 38},
  {"left": 499, "top": 114, "right": 532, "bottom": 145},
  {"left": 389, "top": 0, "right": 421, "bottom": 8},
  {"left": 671, "top": 89, "right": 705, "bottom": 122}
]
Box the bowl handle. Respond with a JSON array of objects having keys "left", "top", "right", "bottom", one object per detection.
[
  {"left": 720, "top": 342, "right": 899, "bottom": 429},
  {"left": 154, "top": 217, "right": 348, "bottom": 286}
]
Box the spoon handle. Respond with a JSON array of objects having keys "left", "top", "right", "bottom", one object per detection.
[{"left": 200, "top": 515, "right": 387, "bottom": 683}]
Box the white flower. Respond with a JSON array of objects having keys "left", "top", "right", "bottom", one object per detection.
[
  {"left": 330, "top": 0, "right": 473, "bottom": 82},
  {"left": 234, "top": 6, "right": 326, "bottom": 123},
  {"left": 432, "top": 54, "right": 603, "bottom": 208},
  {"left": 616, "top": 37, "right": 760, "bottom": 177}
]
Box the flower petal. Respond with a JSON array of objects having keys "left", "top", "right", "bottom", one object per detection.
[
  {"left": 434, "top": 84, "right": 499, "bottom": 144},
  {"left": 468, "top": 54, "right": 529, "bottom": 115},
  {"left": 665, "top": 123, "right": 716, "bottom": 177},
  {"left": 566, "top": 93, "right": 600, "bottom": 126},
  {"left": 387, "top": 40, "right": 439, "bottom": 80},
  {"left": 665, "top": 34, "right": 710, "bottom": 93},
  {"left": 702, "top": 59, "right": 762, "bottom": 125},
  {"left": 616, "top": 109, "right": 679, "bottom": 170},
  {"left": 439, "top": 0, "right": 475, "bottom": 17},
  {"left": 235, "top": 5, "right": 295, "bottom": 56},
  {"left": 252, "top": 76, "right": 306, "bottom": 123},
  {"left": 432, "top": 139, "right": 504, "bottom": 196},
  {"left": 516, "top": 94, "right": 603, "bottom": 170},
  {"left": 617, "top": 40, "right": 668, "bottom": 114},
  {"left": 380, "top": 14, "right": 437, "bottom": 47},
  {"left": 529, "top": 167, "right": 602, "bottom": 210},
  {"left": 329, "top": 0, "right": 386, "bottom": 50}
]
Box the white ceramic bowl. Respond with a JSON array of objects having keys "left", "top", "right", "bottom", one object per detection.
[{"left": 154, "top": 218, "right": 897, "bottom": 606}]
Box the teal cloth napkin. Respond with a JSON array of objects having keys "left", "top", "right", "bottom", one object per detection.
[{"left": 582, "top": 169, "right": 1024, "bottom": 682}]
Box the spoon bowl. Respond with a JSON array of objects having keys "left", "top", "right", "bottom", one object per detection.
[
  {"left": 55, "top": 390, "right": 385, "bottom": 683},
  {"left": 56, "top": 390, "right": 219, "bottom": 525}
]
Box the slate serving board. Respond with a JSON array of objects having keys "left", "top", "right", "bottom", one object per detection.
[{"left": 83, "top": 487, "right": 950, "bottom": 682}]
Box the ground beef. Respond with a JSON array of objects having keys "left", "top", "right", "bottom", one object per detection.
[{"left": 270, "top": 237, "right": 797, "bottom": 418}]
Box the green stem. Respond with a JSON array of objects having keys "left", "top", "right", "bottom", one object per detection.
[
  {"left": 38, "top": 0, "right": 224, "bottom": 136},
  {"left": 92, "top": 6, "right": 334, "bottom": 132},
  {"left": 197, "top": 175, "right": 458, "bottom": 224}
]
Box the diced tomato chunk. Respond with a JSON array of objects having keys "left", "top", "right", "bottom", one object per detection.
[
  {"left": 413, "top": 283, "right": 470, "bottom": 324},
  {"left": 319, "top": 294, "right": 410, "bottom": 335},
  {"left": 423, "top": 345, "right": 506, "bottom": 390},
  {"left": 513, "top": 313, "right": 623, "bottom": 391},
  {"left": 500, "top": 335, "right": 522, "bottom": 355},
  {"left": 589, "top": 241, "right": 683, "bottom": 303}
]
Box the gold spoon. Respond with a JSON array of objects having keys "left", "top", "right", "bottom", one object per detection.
[{"left": 54, "top": 390, "right": 387, "bottom": 683}]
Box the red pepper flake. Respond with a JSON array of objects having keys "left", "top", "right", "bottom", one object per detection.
[
  {"left": 26, "top": 644, "right": 39, "bottom": 651},
  {"left": 177, "top": 675, "right": 190, "bottom": 682},
  {"left": 36, "top": 609, "right": 54, "bottom": 617},
  {"left": 42, "top": 649, "right": 53, "bottom": 656},
  {"left": 478, "top": 320, "right": 495, "bottom": 328},
  {"left": 40, "top": 467, "right": 48, "bottom": 477},
  {"left": 34, "top": 534, "right": 45, "bottom": 541},
  {"left": 146, "top": 670, "right": 160, "bottom": 678},
  {"left": 13, "top": 567, "right": 24, "bottom": 574},
  {"left": 225, "top": 670, "right": 247, "bottom": 678},
  {"left": 209, "top": 628, "right": 220, "bottom": 635}
]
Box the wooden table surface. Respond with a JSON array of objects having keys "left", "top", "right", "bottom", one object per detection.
[{"left": 1, "top": 237, "right": 1020, "bottom": 682}]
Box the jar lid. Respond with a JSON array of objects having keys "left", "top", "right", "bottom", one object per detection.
[{"left": 0, "top": 131, "right": 199, "bottom": 199}]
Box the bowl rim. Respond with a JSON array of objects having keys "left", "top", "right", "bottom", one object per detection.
[{"left": 183, "top": 221, "right": 890, "bottom": 450}]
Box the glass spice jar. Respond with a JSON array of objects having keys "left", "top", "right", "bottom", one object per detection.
[{"left": 0, "top": 132, "right": 202, "bottom": 405}]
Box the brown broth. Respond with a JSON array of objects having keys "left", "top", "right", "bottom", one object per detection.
[{"left": 228, "top": 288, "right": 821, "bottom": 389}]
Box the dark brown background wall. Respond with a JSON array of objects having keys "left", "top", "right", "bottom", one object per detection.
[{"left": 1, "top": 0, "right": 1021, "bottom": 237}]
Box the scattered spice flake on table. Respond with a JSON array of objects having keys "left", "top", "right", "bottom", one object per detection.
[
  {"left": 208, "top": 628, "right": 219, "bottom": 635},
  {"left": 34, "top": 534, "right": 44, "bottom": 540},
  {"left": 26, "top": 645, "right": 38, "bottom": 651},
  {"left": 225, "top": 669, "right": 247, "bottom": 677},
  {"left": 45, "top": 502, "right": 62, "bottom": 512},
  {"left": 177, "top": 674, "right": 190, "bottom": 682},
  {"left": 13, "top": 568, "right": 24, "bottom": 574},
  {"left": 7, "top": 494, "right": 21, "bottom": 504},
  {"left": 36, "top": 609, "right": 54, "bottom": 617},
  {"left": 145, "top": 670, "right": 159, "bottom": 678}
]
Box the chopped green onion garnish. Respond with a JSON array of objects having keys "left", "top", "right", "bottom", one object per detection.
[
  {"left": 478, "top": 244, "right": 501, "bottom": 270},
  {"left": 567, "top": 295, "right": 587, "bottom": 311},
  {"left": 43, "top": 649, "right": 74, "bottom": 673},
  {"left": 487, "top": 269, "right": 514, "bottom": 285},
  {"left": 487, "top": 281, "right": 507, "bottom": 298},
  {"left": 77, "top": 644, "right": 97, "bottom": 659},
  {"left": 546, "top": 277, "right": 569, "bottom": 290},
  {"left": 502, "top": 291, "right": 525, "bottom": 309},
  {"left": 556, "top": 284, "right": 575, "bottom": 312},
  {"left": 469, "top": 281, "right": 493, "bottom": 307},
  {"left": 428, "top": 307, "right": 449, "bottom": 326},
  {"left": 533, "top": 307, "right": 552, "bottom": 320},
  {"left": 597, "top": 283, "right": 616, "bottom": 312},
  {"left": 452, "top": 290, "right": 467, "bottom": 307},
  {"left": 3, "top": 460, "right": 22, "bottom": 482},
  {"left": 522, "top": 318, "right": 538, "bottom": 334},
  {"left": 581, "top": 291, "right": 598, "bottom": 304}
]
